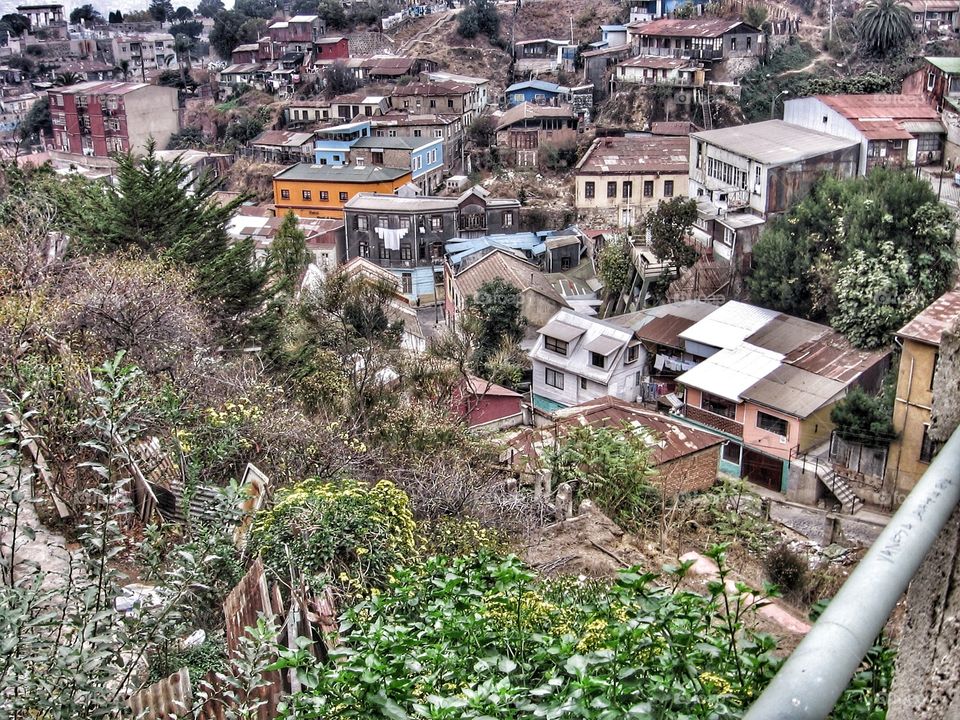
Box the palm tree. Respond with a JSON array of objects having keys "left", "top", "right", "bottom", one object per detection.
[
  {"left": 115, "top": 59, "right": 131, "bottom": 81},
  {"left": 857, "top": 0, "right": 913, "bottom": 55},
  {"left": 55, "top": 71, "right": 83, "bottom": 86}
]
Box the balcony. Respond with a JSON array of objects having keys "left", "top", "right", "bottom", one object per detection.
[
  {"left": 458, "top": 216, "right": 487, "bottom": 232},
  {"left": 682, "top": 404, "right": 743, "bottom": 437}
]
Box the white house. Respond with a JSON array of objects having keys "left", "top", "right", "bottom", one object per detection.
[{"left": 530, "top": 309, "right": 643, "bottom": 412}]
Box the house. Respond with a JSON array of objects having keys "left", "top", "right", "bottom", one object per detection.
[
  {"left": 154, "top": 149, "right": 233, "bottom": 189},
  {"left": 313, "top": 119, "right": 372, "bottom": 165},
  {"left": 903, "top": 0, "right": 959, "bottom": 33},
  {"left": 312, "top": 36, "right": 350, "bottom": 64},
  {"left": 503, "top": 79, "right": 570, "bottom": 108},
  {"left": 903, "top": 57, "right": 960, "bottom": 165},
  {"left": 688, "top": 200, "right": 765, "bottom": 271},
  {"left": 627, "top": 18, "right": 763, "bottom": 62},
  {"left": 48, "top": 81, "right": 179, "bottom": 163},
  {"left": 444, "top": 248, "right": 571, "bottom": 331},
  {"left": 675, "top": 301, "right": 890, "bottom": 495},
  {"left": 359, "top": 55, "right": 437, "bottom": 84},
  {"left": 495, "top": 103, "right": 578, "bottom": 168},
  {"left": 421, "top": 71, "right": 491, "bottom": 113},
  {"left": 581, "top": 44, "right": 633, "bottom": 95},
  {"left": 513, "top": 38, "right": 576, "bottom": 74},
  {"left": 886, "top": 288, "right": 960, "bottom": 505},
  {"left": 17, "top": 3, "right": 64, "bottom": 27},
  {"left": 504, "top": 395, "right": 724, "bottom": 495},
  {"left": 249, "top": 130, "right": 316, "bottom": 164},
  {"left": 599, "top": 24, "right": 630, "bottom": 47},
  {"left": 391, "top": 81, "right": 483, "bottom": 125},
  {"left": 783, "top": 94, "right": 945, "bottom": 174},
  {"left": 614, "top": 56, "right": 705, "bottom": 103},
  {"left": 452, "top": 375, "right": 524, "bottom": 431},
  {"left": 342, "top": 187, "right": 520, "bottom": 301},
  {"left": 371, "top": 112, "right": 465, "bottom": 175},
  {"left": 629, "top": 0, "right": 711, "bottom": 23},
  {"left": 575, "top": 135, "right": 689, "bottom": 226},
  {"left": 688, "top": 120, "right": 860, "bottom": 218},
  {"left": 0, "top": 91, "right": 40, "bottom": 132},
  {"left": 348, "top": 134, "right": 444, "bottom": 194},
  {"left": 339, "top": 257, "right": 426, "bottom": 353},
  {"left": 530, "top": 309, "right": 645, "bottom": 411},
  {"left": 218, "top": 64, "right": 267, "bottom": 88},
  {"left": 287, "top": 93, "right": 390, "bottom": 126},
  {"left": 267, "top": 14, "right": 325, "bottom": 50},
  {"left": 444, "top": 227, "right": 582, "bottom": 274},
  {"left": 273, "top": 164, "right": 412, "bottom": 219},
  {"left": 110, "top": 33, "right": 175, "bottom": 73}
]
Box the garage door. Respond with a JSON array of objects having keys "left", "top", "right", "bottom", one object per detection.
[{"left": 742, "top": 449, "right": 785, "bottom": 491}]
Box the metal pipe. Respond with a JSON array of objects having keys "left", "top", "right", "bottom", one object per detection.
[{"left": 743, "top": 424, "right": 960, "bottom": 720}]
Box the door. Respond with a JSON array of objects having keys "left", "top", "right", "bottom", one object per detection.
[{"left": 742, "top": 449, "right": 784, "bottom": 491}]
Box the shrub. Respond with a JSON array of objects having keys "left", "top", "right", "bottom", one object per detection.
[
  {"left": 765, "top": 543, "right": 808, "bottom": 596},
  {"left": 250, "top": 477, "right": 416, "bottom": 595}
]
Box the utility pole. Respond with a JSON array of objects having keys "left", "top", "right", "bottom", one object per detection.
[{"left": 829, "top": 0, "right": 834, "bottom": 43}]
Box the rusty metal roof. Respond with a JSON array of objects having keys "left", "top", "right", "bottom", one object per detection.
[
  {"left": 628, "top": 18, "right": 755, "bottom": 37},
  {"left": 745, "top": 314, "right": 827, "bottom": 355},
  {"left": 636, "top": 314, "right": 697, "bottom": 349},
  {"left": 575, "top": 135, "right": 689, "bottom": 175},
  {"left": 741, "top": 364, "right": 847, "bottom": 418},
  {"left": 816, "top": 94, "right": 943, "bottom": 140},
  {"left": 782, "top": 329, "right": 889, "bottom": 383},
  {"left": 897, "top": 286, "right": 960, "bottom": 346},
  {"left": 496, "top": 102, "right": 575, "bottom": 131},
  {"left": 502, "top": 396, "right": 723, "bottom": 471},
  {"left": 454, "top": 248, "right": 570, "bottom": 309},
  {"left": 651, "top": 121, "right": 696, "bottom": 135},
  {"left": 620, "top": 55, "right": 693, "bottom": 69}
]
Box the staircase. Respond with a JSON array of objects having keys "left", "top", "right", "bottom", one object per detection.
[
  {"left": 700, "top": 87, "right": 713, "bottom": 131},
  {"left": 818, "top": 468, "right": 864, "bottom": 515}
]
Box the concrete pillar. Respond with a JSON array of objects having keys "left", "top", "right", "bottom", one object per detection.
[{"left": 888, "top": 505, "right": 960, "bottom": 718}]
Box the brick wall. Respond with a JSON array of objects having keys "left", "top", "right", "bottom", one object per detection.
[{"left": 656, "top": 445, "right": 720, "bottom": 496}]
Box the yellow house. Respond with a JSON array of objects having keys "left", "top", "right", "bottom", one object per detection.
[
  {"left": 887, "top": 287, "right": 960, "bottom": 504},
  {"left": 273, "top": 164, "right": 412, "bottom": 219}
]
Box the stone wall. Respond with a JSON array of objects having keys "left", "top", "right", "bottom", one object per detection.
[
  {"left": 768, "top": 499, "right": 885, "bottom": 547},
  {"left": 658, "top": 446, "right": 721, "bottom": 496}
]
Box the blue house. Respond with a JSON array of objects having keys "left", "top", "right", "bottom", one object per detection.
[
  {"left": 599, "top": 24, "right": 628, "bottom": 47},
  {"left": 313, "top": 119, "right": 371, "bottom": 165},
  {"left": 629, "top": 0, "right": 710, "bottom": 23},
  {"left": 503, "top": 80, "right": 571, "bottom": 108},
  {"left": 349, "top": 135, "right": 444, "bottom": 194}
]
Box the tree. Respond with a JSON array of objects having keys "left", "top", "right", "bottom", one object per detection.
[
  {"left": 54, "top": 70, "right": 82, "bottom": 86},
  {"left": 597, "top": 234, "right": 631, "bottom": 297},
  {"left": 317, "top": 0, "right": 348, "bottom": 29},
  {"left": 465, "top": 278, "right": 525, "bottom": 374},
  {"left": 149, "top": 0, "right": 174, "bottom": 25},
  {"left": 831, "top": 385, "right": 896, "bottom": 446},
  {"left": 169, "top": 19, "right": 203, "bottom": 37},
  {"left": 166, "top": 125, "right": 205, "bottom": 149},
  {"left": 69, "top": 3, "right": 102, "bottom": 24},
  {"left": 857, "top": 0, "right": 912, "bottom": 54},
  {"left": 0, "top": 13, "right": 30, "bottom": 35},
  {"left": 107, "top": 9, "right": 123, "bottom": 22},
  {"left": 210, "top": 9, "right": 247, "bottom": 59},
  {"left": 468, "top": 116, "right": 495, "bottom": 147},
  {"left": 18, "top": 96, "right": 50, "bottom": 146},
  {"left": 115, "top": 58, "right": 131, "bottom": 80},
  {"left": 323, "top": 60, "right": 358, "bottom": 97},
  {"left": 173, "top": 4, "right": 193, "bottom": 21},
  {"left": 196, "top": 0, "right": 225, "bottom": 18},
  {"left": 173, "top": 33, "right": 193, "bottom": 88},
  {"left": 235, "top": 0, "right": 278, "bottom": 18},
  {"left": 647, "top": 197, "right": 699, "bottom": 272},
  {"left": 743, "top": 4, "right": 768, "bottom": 29},
  {"left": 225, "top": 115, "right": 264, "bottom": 147},
  {"left": 457, "top": 0, "right": 499, "bottom": 39}
]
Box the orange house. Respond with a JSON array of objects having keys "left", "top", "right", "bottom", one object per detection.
[{"left": 272, "top": 164, "right": 412, "bottom": 219}]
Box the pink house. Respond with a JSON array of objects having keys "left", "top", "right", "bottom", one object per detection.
[{"left": 452, "top": 376, "right": 523, "bottom": 430}]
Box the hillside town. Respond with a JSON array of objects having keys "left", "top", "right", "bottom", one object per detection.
[{"left": 2, "top": 0, "right": 960, "bottom": 716}]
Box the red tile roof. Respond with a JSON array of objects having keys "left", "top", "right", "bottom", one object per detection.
[{"left": 897, "top": 286, "right": 960, "bottom": 346}]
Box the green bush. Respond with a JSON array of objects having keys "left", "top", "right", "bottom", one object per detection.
[
  {"left": 250, "top": 477, "right": 416, "bottom": 595},
  {"left": 764, "top": 543, "right": 808, "bottom": 596}
]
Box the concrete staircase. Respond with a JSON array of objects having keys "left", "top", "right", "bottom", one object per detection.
[{"left": 819, "top": 468, "right": 864, "bottom": 514}]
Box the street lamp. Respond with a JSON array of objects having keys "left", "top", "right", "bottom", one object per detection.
[{"left": 770, "top": 90, "right": 789, "bottom": 119}]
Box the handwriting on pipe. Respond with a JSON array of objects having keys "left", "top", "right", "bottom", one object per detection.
[{"left": 877, "top": 476, "right": 952, "bottom": 564}]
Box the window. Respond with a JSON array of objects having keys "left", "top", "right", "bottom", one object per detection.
[
  {"left": 643, "top": 180, "right": 654, "bottom": 197},
  {"left": 544, "top": 336, "right": 568, "bottom": 355},
  {"left": 401, "top": 273, "right": 412, "bottom": 293},
  {"left": 435, "top": 129, "right": 444, "bottom": 138},
  {"left": 580, "top": 377, "right": 587, "bottom": 390},
  {"left": 414, "top": 129, "right": 422, "bottom": 137},
  {"left": 400, "top": 216, "right": 411, "bottom": 229},
  {"left": 590, "top": 351, "right": 606, "bottom": 369},
  {"left": 357, "top": 215, "right": 368, "bottom": 230},
  {"left": 320, "top": 191, "right": 329, "bottom": 201},
  {"left": 607, "top": 181, "right": 617, "bottom": 198},
  {"left": 430, "top": 99, "right": 436, "bottom": 109},
  {"left": 389, "top": 129, "right": 397, "bottom": 137},
  {"left": 584, "top": 181, "right": 595, "bottom": 198},
  {"left": 920, "top": 424, "right": 941, "bottom": 463},
  {"left": 544, "top": 367, "right": 564, "bottom": 389},
  {"left": 701, "top": 392, "right": 736, "bottom": 419},
  {"left": 931, "top": 351, "right": 940, "bottom": 390},
  {"left": 430, "top": 215, "right": 442, "bottom": 231},
  {"left": 626, "top": 344, "right": 640, "bottom": 363},
  {"left": 447, "top": 99, "right": 454, "bottom": 108},
  {"left": 757, "top": 411, "right": 788, "bottom": 437},
  {"left": 561, "top": 257, "right": 571, "bottom": 270},
  {"left": 664, "top": 180, "right": 674, "bottom": 197},
  {"left": 413, "top": 156, "right": 423, "bottom": 171},
  {"left": 372, "top": 151, "right": 384, "bottom": 164},
  {"left": 722, "top": 441, "right": 742, "bottom": 465},
  {"left": 355, "top": 157, "right": 365, "bottom": 167},
  {"left": 302, "top": 190, "right": 312, "bottom": 200},
  {"left": 730, "top": 37, "right": 737, "bottom": 50},
  {"left": 503, "top": 211, "right": 514, "bottom": 227},
  {"left": 928, "top": 71, "right": 936, "bottom": 91},
  {"left": 379, "top": 243, "right": 390, "bottom": 259},
  {"left": 892, "top": 139, "right": 904, "bottom": 150},
  {"left": 280, "top": 189, "right": 290, "bottom": 199},
  {"left": 400, "top": 243, "right": 412, "bottom": 260},
  {"left": 622, "top": 181, "right": 633, "bottom": 199},
  {"left": 339, "top": 192, "right": 348, "bottom": 201},
  {"left": 358, "top": 241, "right": 369, "bottom": 257},
  {"left": 377, "top": 215, "right": 388, "bottom": 228}
]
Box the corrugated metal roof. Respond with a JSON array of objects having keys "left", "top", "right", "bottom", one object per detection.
[
  {"left": 896, "top": 286, "right": 960, "bottom": 346},
  {"left": 344, "top": 193, "right": 458, "bottom": 211},
  {"left": 679, "top": 300, "right": 780, "bottom": 351},
  {"left": 273, "top": 163, "right": 410, "bottom": 183},
  {"left": 927, "top": 56, "right": 960, "bottom": 74},
  {"left": 584, "top": 335, "right": 624, "bottom": 356},
  {"left": 628, "top": 18, "right": 754, "bottom": 37},
  {"left": 503, "top": 396, "right": 723, "bottom": 471},
  {"left": 691, "top": 120, "right": 859, "bottom": 165},
  {"left": 741, "top": 365, "right": 846, "bottom": 418},
  {"left": 538, "top": 318, "right": 587, "bottom": 342},
  {"left": 816, "top": 94, "right": 943, "bottom": 140},
  {"left": 620, "top": 56, "right": 692, "bottom": 69},
  {"left": 745, "top": 314, "right": 826, "bottom": 355},
  {"left": 454, "top": 249, "right": 570, "bottom": 309},
  {"left": 576, "top": 135, "right": 689, "bottom": 174},
  {"left": 252, "top": 130, "right": 314, "bottom": 148},
  {"left": 496, "top": 102, "right": 575, "bottom": 131},
  {"left": 783, "top": 329, "right": 889, "bottom": 383},
  {"left": 635, "top": 314, "right": 697, "bottom": 349},
  {"left": 677, "top": 344, "right": 784, "bottom": 402}
]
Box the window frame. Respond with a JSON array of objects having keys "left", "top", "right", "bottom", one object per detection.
[
  {"left": 756, "top": 410, "right": 789, "bottom": 438},
  {"left": 584, "top": 181, "right": 595, "bottom": 199},
  {"left": 544, "top": 336, "right": 568, "bottom": 355},
  {"left": 590, "top": 351, "right": 606, "bottom": 369},
  {"left": 544, "top": 367, "right": 564, "bottom": 389},
  {"left": 701, "top": 391, "right": 736, "bottom": 419}
]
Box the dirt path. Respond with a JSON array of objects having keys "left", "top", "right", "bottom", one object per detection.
[{"left": 397, "top": 10, "right": 458, "bottom": 56}]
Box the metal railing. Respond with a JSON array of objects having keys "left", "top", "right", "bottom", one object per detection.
[{"left": 743, "top": 425, "right": 960, "bottom": 718}]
